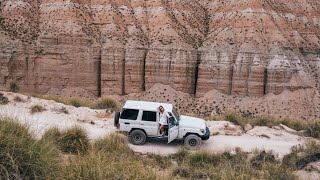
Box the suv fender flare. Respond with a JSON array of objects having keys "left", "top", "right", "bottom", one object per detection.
[
  {"left": 183, "top": 133, "right": 200, "bottom": 139},
  {"left": 129, "top": 128, "right": 147, "bottom": 136}
]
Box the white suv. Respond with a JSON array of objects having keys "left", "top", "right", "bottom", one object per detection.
[{"left": 114, "top": 100, "right": 210, "bottom": 149}]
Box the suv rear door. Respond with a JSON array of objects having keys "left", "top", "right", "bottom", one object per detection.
[
  {"left": 140, "top": 110, "right": 158, "bottom": 136},
  {"left": 119, "top": 109, "right": 140, "bottom": 132},
  {"left": 168, "top": 113, "right": 179, "bottom": 143}
]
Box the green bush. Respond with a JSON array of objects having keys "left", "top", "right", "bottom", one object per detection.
[
  {"left": 9, "top": 81, "right": 19, "bottom": 93},
  {"left": 0, "top": 117, "right": 61, "bottom": 179},
  {"left": 30, "top": 105, "right": 46, "bottom": 114},
  {"left": 94, "top": 97, "right": 119, "bottom": 111},
  {"left": 43, "top": 127, "right": 89, "bottom": 154}
]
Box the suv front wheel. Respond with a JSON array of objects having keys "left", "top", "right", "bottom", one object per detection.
[
  {"left": 184, "top": 134, "right": 201, "bottom": 150},
  {"left": 129, "top": 130, "right": 147, "bottom": 145}
]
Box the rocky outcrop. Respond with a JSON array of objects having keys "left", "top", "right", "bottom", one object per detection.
[{"left": 0, "top": 0, "right": 319, "bottom": 119}]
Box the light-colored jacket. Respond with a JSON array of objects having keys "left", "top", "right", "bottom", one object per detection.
[{"left": 159, "top": 111, "right": 169, "bottom": 125}]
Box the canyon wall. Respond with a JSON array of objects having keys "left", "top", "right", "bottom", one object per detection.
[{"left": 0, "top": 0, "right": 319, "bottom": 119}]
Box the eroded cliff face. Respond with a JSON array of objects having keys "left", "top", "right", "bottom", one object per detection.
[{"left": 0, "top": 0, "right": 319, "bottom": 119}]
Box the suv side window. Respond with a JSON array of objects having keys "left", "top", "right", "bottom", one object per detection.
[
  {"left": 142, "top": 111, "right": 157, "bottom": 122},
  {"left": 120, "top": 109, "right": 139, "bottom": 120}
]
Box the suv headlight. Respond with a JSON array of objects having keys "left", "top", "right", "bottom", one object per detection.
[{"left": 200, "top": 129, "right": 205, "bottom": 134}]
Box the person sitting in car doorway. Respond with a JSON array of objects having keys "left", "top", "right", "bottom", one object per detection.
[{"left": 159, "top": 105, "right": 170, "bottom": 136}]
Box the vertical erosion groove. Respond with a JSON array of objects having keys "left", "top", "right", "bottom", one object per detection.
[
  {"left": 229, "top": 64, "right": 234, "bottom": 95},
  {"left": 122, "top": 51, "right": 125, "bottom": 95},
  {"left": 263, "top": 68, "right": 268, "bottom": 95},
  {"left": 97, "top": 53, "right": 101, "bottom": 97},
  {"left": 194, "top": 52, "right": 201, "bottom": 95},
  {"left": 142, "top": 49, "right": 147, "bottom": 91}
]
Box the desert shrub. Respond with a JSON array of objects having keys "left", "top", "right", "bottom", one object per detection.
[
  {"left": 279, "top": 118, "right": 308, "bottom": 131},
  {"left": 170, "top": 148, "right": 296, "bottom": 180},
  {"left": 94, "top": 97, "right": 119, "bottom": 111},
  {"left": 0, "top": 93, "right": 9, "bottom": 105},
  {"left": 59, "top": 127, "right": 89, "bottom": 154},
  {"left": 262, "top": 163, "right": 297, "bottom": 180},
  {"left": 224, "top": 111, "right": 243, "bottom": 125},
  {"left": 306, "top": 121, "right": 320, "bottom": 138},
  {"left": 251, "top": 151, "right": 276, "bottom": 170},
  {"left": 69, "top": 98, "right": 83, "bottom": 108},
  {"left": 172, "top": 167, "right": 190, "bottom": 178},
  {"left": 64, "top": 133, "right": 158, "bottom": 179},
  {"left": 188, "top": 151, "right": 221, "bottom": 167},
  {"left": 43, "top": 127, "right": 89, "bottom": 155},
  {"left": 172, "top": 148, "right": 189, "bottom": 163},
  {"left": 30, "top": 105, "right": 46, "bottom": 114},
  {"left": 13, "top": 95, "right": 23, "bottom": 102},
  {"left": 283, "top": 141, "right": 320, "bottom": 169},
  {"left": 9, "top": 81, "right": 19, "bottom": 93},
  {"left": 251, "top": 116, "right": 276, "bottom": 127},
  {"left": 148, "top": 154, "right": 172, "bottom": 169},
  {"left": 68, "top": 98, "right": 93, "bottom": 108},
  {"left": 58, "top": 107, "right": 69, "bottom": 114},
  {"left": 42, "top": 127, "right": 61, "bottom": 141},
  {"left": 0, "top": 118, "right": 61, "bottom": 179},
  {"left": 93, "top": 133, "right": 130, "bottom": 154}
]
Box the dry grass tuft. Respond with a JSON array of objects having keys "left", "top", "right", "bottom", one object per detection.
[
  {"left": 30, "top": 105, "right": 46, "bottom": 114},
  {"left": 0, "top": 93, "right": 9, "bottom": 105}
]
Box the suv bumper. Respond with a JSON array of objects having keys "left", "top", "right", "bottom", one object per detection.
[{"left": 201, "top": 127, "right": 210, "bottom": 140}]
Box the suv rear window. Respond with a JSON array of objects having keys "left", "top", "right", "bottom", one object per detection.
[
  {"left": 142, "top": 111, "right": 157, "bottom": 122},
  {"left": 120, "top": 109, "right": 139, "bottom": 120}
]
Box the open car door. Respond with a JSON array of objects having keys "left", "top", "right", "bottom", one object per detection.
[{"left": 168, "top": 113, "right": 179, "bottom": 143}]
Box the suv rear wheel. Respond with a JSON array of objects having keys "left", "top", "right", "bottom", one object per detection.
[
  {"left": 130, "top": 130, "right": 147, "bottom": 145},
  {"left": 184, "top": 134, "right": 201, "bottom": 150}
]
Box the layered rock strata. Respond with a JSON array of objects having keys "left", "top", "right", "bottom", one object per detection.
[{"left": 0, "top": 0, "right": 319, "bottom": 119}]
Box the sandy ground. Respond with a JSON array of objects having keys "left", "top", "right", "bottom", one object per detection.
[
  {"left": 2, "top": 91, "right": 320, "bottom": 179},
  {"left": 0, "top": 91, "right": 315, "bottom": 158}
]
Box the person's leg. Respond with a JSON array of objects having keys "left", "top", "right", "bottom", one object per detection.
[{"left": 160, "top": 124, "right": 164, "bottom": 135}]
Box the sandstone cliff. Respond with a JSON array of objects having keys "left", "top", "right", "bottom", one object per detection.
[{"left": 0, "top": 0, "right": 319, "bottom": 119}]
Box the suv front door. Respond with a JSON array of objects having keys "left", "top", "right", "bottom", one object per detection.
[
  {"left": 168, "top": 113, "right": 179, "bottom": 143},
  {"left": 140, "top": 110, "right": 158, "bottom": 136}
]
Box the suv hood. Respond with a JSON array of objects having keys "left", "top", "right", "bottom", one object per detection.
[{"left": 179, "top": 115, "right": 206, "bottom": 129}]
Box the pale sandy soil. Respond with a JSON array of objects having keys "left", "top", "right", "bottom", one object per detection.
[
  {"left": 0, "top": 91, "right": 315, "bottom": 157},
  {"left": 1, "top": 91, "right": 319, "bottom": 179}
]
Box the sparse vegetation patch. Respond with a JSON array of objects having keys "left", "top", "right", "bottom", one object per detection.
[
  {"left": 0, "top": 93, "right": 9, "bottom": 105},
  {"left": 30, "top": 105, "right": 46, "bottom": 114},
  {"left": 0, "top": 117, "right": 61, "bottom": 179},
  {"left": 93, "top": 97, "right": 119, "bottom": 111},
  {"left": 42, "top": 126, "right": 89, "bottom": 155},
  {"left": 9, "top": 81, "right": 19, "bottom": 93}
]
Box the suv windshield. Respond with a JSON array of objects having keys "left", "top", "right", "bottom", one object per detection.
[{"left": 173, "top": 107, "right": 180, "bottom": 121}]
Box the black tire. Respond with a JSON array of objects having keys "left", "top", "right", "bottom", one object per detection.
[
  {"left": 184, "top": 134, "right": 202, "bottom": 150},
  {"left": 114, "top": 112, "right": 120, "bottom": 127},
  {"left": 130, "top": 130, "right": 147, "bottom": 145}
]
